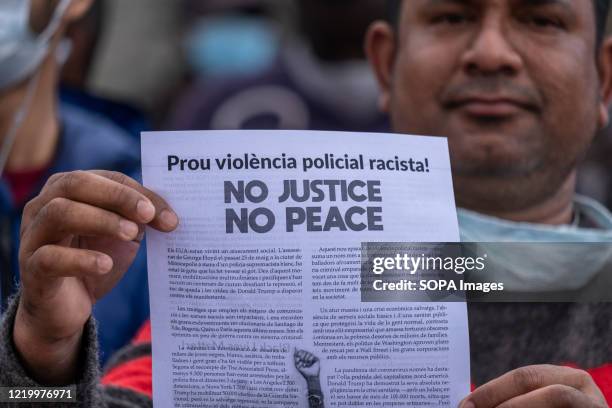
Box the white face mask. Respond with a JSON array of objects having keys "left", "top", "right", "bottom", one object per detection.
[
  {"left": 458, "top": 195, "right": 612, "bottom": 292},
  {"left": 0, "top": 0, "right": 71, "bottom": 90}
]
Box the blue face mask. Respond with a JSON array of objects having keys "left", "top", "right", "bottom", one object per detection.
[
  {"left": 184, "top": 15, "right": 279, "bottom": 78},
  {"left": 0, "top": 0, "right": 71, "bottom": 90},
  {"left": 458, "top": 195, "right": 612, "bottom": 292}
]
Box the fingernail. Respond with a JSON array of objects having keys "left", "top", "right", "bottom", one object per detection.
[
  {"left": 461, "top": 401, "right": 475, "bottom": 408},
  {"left": 160, "top": 210, "right": 179, "bottom": 229},
  {"left": 119, "top": 219, "right": 139, "bottom": 240},
  {"left": 97, "top": 256, "right": 113, "bottom": 273},
  {"left": 137, "top": 200, "right": 155, "bottom": 222}
]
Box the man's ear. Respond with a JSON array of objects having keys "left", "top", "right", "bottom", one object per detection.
[
  {"left": 63, "top": 0, "right": 93, "bottom": 24},
  {"left": 597, "top": 37, "right": 612, "bottom": 130},
  {"left": 365, "top": 21, "right": 396, "bottom": 114}
]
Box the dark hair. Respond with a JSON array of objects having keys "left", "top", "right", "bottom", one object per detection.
[{"left": 386, "top": 0, "right": 610, "bottom": 47}]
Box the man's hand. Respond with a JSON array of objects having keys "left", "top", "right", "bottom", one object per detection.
[
  {"left": 13, "top": 170, "right": 179, "bottom": 385},
  {"left": 460, "top": 365, "right": 608, "bottom": 408}
]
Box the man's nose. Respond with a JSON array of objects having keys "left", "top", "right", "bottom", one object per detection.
[{"left": 460, "top": 21, "right": 523, "bottom": 76}]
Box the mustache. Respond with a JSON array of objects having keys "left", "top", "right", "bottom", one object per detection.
[{"left": 441, "top": 78, "right": 543, "bottom": 112}]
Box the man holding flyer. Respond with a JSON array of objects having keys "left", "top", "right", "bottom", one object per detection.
[{"left": 2, "top": 0, "right": 612, "bottom": 407}]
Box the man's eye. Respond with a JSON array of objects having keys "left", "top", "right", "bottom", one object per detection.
[
  {"left": 431, "top": 13, "right": 471, "bottom": 25},
  {"left": 526, "top": 15, "right": 565, "bottom": 29}
]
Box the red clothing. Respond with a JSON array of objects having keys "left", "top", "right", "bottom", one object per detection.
[
  {"left": 3, "top": 166, "right": 48, "bottom": 207},
  {"left": 591, "top": 364, "right": 612, "bottom": 403},
  {"left": 101, "top": 321, "right": 153, "bottom": 398}
]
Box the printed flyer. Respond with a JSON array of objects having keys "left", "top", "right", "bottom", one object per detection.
[{"left": 142, "top": 130, "right": 470, "bottom": 407}]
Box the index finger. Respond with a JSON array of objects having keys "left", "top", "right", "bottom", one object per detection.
[
  {"left": 23, "top": 171, "right": 178, "bottom": 234},
  {"left": 464, "top": 365, "right": 596, "bottom": 408},
  {"left": 90, "top": 170, "right": 179, "bottom": 232}
]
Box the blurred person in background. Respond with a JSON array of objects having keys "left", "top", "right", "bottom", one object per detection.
[
  {"left": 181, "top": 0, "right": 282, "bottom": 80},
  {"left": 0, "top": 0, "right": 150, "bottom": 364},
  {"left": 168, "top": 0, "right": 390, "bottom": 132}
]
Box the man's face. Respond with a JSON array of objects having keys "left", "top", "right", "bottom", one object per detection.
[{"left": 369, "top": 0, "right": 611, "bottom": 212}]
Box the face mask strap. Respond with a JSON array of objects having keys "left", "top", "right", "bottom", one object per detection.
[{"left": 38, "top": 0, "right": 72, "bottom": 44}]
